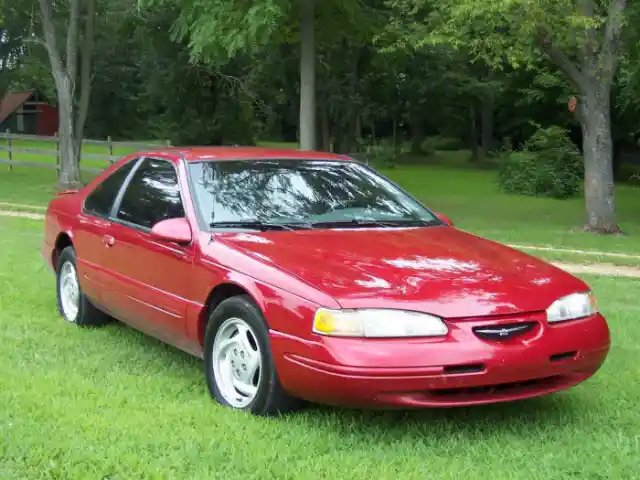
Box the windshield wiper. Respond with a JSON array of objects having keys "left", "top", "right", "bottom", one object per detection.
[
  {"left": 209, "top": 221, "right": 308, "bottom": 231},
  {"left": 309, "top": 219, "right": 434, "bottom": 229}
]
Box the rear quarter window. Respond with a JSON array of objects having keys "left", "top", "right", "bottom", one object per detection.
[{"left": 84, "top": 160, "right": 137, "bottom": 217}]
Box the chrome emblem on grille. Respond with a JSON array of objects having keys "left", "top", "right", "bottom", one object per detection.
[{"left": 473, "top": 322, "right": 536, "bottom": 340}]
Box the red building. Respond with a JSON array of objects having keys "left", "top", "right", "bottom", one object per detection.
[{"left": 0, "top": 89, "right": 59, "bottom": 136}]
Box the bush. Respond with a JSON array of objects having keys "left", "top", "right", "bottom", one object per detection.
[
  {"left": 619, "top": 163, "right": 640, "bottom": 185},
  {"left": 366, "top": 143, "right": 398, "bottom": 168},
  {"left": 499, "top": 126, "right": 583, "bottom": 199},
  {"left": 422, "top": 135, "right": 465, "bottom": 152}
]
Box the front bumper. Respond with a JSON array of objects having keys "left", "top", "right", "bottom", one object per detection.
[{"left": 270, "top": 312, "right": 610, "bottom": 408}]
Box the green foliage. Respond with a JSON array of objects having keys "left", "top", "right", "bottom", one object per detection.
[
  {"left": 422, "top": 135, "right": 464, "bottom": 151},
  {"left": 366, "top": 141, "right": 399, "bottom": 168},
  {"left": 619, "top": 163, "right": 640, "bottom": 185},
  {"left": 499, "top": 126, "right": 583, "bottom": 199},
  {"left": 164, "top": 0, "right": 290, "bottom": 64},
  {"left": 389, "top": 0, "right": 604, "bottom": 69}
]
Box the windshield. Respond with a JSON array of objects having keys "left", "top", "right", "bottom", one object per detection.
[{"left": 188, "top": 159, "right": 440, "bottom": 229}]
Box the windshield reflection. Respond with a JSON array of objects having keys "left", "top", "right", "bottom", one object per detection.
[{"left": 188, "top": 160, "right": 438, "bottom": 229}]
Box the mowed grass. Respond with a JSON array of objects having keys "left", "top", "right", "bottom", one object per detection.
[{"left": 0, "top": 215, "right": 639, "bottom": 478}]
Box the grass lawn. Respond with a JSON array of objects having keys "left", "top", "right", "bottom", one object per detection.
[{"left": 0, "top": 215, "right": 639, "bottom": 478}]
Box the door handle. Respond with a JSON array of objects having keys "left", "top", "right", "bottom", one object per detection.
[{"left": 103, "top": 235, "right": 115, "bottom": 247}]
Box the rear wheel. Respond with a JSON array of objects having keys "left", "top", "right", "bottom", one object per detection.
[
  {"left": 204, "top": 295, "right": 301, "bottom": 416},
  {"left": 56, "top": 246, "right": 110, "bottom": 327}
]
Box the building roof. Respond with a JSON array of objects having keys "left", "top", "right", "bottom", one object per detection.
[{"left": 0, "top": 90, "right": 36, "bottom": 124}]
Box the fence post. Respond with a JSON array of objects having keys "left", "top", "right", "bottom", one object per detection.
[
  {"left": 6, "top": 129, "right": 12, "bottom": 172},
  {"left": 55, "top": 132, "right": 60, "bottom": 171},
  {"left": 107, "top": 136, "right": 113, "bottom": 164}
]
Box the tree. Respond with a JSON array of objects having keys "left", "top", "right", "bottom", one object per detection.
[
  {"left": 142, "top": 0, "right": 371, "bottom": 151},
  {"left": 38, "top": 0, "right": 96, "bottom": 189},
  {"left": 390, "top": 0, "right": 630, "bottom": 233},
  {"left": 0, "top": 0, "right": 34, "bottom": 97},
  {"left": 299, "top": 0, "right": 316, "bottom": 150}
]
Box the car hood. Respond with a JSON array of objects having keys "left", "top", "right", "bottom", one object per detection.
[{"left": 217, "top": 226, "right": 588, "bottom": 318}]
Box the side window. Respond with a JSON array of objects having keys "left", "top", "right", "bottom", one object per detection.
[
  {"left": 84, "top": 160, "right": 137, "bottom": 217},
  {"left": 116, "top": 158, "right": 185, "bottom": 229}
]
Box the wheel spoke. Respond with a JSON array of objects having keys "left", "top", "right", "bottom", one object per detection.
[
  {"left": 216, "top": 337, "right": 236, "bottom": 358},
  {"left": 232, "top": 377, "right": 258, "bottom": 397},
  {"left": 237, "top": 324, "right": 259, "bottom": 356},
  {"left": 242, "top": 350, "right": 260, "bottom": 384}
]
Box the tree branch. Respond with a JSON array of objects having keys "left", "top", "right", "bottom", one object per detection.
[
  {"left": 66, "top": 0, "right": 81, "bottom": 89},
  {"left": 535, "top": 27, "right": 589, "bottom": 93},
  {"left": 38, "top": 0, "right": 64, "bottom": 77},
  {"left": 75, "top": 0, "right": 96, "bottom": 145},
  {"left": 599, "top": 0, "right": 627, "bottom": 84}
]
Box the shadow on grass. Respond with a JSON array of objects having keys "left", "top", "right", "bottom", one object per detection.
[
  {"left": 98, "top": 320, "right": 582, "bottom": 436},
  {"left": 299, "top": 394, "right": 578, "bottom": 432}
]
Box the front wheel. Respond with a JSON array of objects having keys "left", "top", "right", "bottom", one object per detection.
[{"left": 203, "top": 295, "right": 301, "bottom": 416}]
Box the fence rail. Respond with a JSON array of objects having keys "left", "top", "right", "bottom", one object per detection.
[
  {"left": 1, "top": 131, "right": 371, "bottom": 174},
  {"left": 0, "top": 130, "right": 171, "bottom": 173}
]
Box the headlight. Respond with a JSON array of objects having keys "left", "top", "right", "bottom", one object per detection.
[
  {"left": 312, "top": 308, "right": 448, "bottom": 338},
  {"left": 546, "top": 292, "right": 598, "bottom": 323}
]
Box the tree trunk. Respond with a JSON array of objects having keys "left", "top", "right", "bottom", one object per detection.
[
  {"left": 39, "top": 0, "right": 83, "bottom": 189},
  {"left": 74, "top": 0, "right": 96, "bottom": 162},
  {"left": 370, "top": 120, "right": 377, "bottom": 146},
  {"left": 299, "top": 0, "right": 316, "bottom": 150},
  {"left": 469, "top": 102, "right": 480, "bottom": 162},
  {"left": 56, "top": 75, "right": 82, "bottom": 189},
  {"left": 335, "top": 111, "right": 359, "bottom": 154},
  {"left": 535, "top": 0, "right": 627, "bottom": 234},
  {"left": 409, "top": 113, "right": 424, "bottom": 154},
  {"left": 580, "top": 88, "right": 619, "bottom": 233},
  {"left": 321, "top": 101, "right": 330, "bottom": 151},
  {"left": 481, "top": 93, "right": 494, "bottom": 158},
  {"left": 392, "top": 114, "right": 398, "bottom": 153}
]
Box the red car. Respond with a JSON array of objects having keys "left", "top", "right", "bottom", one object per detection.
[{"left": 41, "top": 147, "right": 611, "bottom": 416}]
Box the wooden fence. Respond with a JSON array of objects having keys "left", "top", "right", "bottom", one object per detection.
[
  {"left": 0, "top": 131, "right": 374, "bottom": 175},
  {"left": 0, "top": 131, "right": 171, "bottom": 174}
]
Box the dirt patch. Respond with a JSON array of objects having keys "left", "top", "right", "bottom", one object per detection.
[
  {"left": 552, "top": 262, "right": 640, "bottom": 278},
  {"left": 0, "top": 210, "right": 45, "bottom": 220},
  {"left": 0, "top": 201, "right": 47, "bottom": 211},
  {"left": 509, "top": 244, "right": 640, "bottom": 260}
]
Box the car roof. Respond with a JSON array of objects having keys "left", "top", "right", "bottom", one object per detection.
[{"left": 134, "top": 146, "right": 354, "bottom": 162}]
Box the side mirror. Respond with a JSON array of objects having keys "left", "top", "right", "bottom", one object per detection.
[
  {"left": 151, "top": 217, "right": 192, "bottom": 245},
  {"left": 434, "top": 212, "right": 453, "bottom": 227}
]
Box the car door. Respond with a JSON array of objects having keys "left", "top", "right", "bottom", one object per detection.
[
  {"left": 73, "top": 158, "right": 140, "bottom": 307},
  {"left": 99, "top": 156, "right": 194, "bottom": 347}
]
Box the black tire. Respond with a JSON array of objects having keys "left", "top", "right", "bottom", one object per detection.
[
  {"left": 56, "top": 246, "right": 110, "bottom": 328},
  {"left": 203, "top": 295, "right": 302, "bottom": 416}
]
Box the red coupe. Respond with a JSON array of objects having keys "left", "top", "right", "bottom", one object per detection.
[{"left": 41, "top": 147, "right": 611, "bottom": 416}]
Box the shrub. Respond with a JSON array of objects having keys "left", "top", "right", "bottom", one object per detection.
[
  {"left": 366, "top": 143, "right": 398, "bottom": 168},
  {"left": 499, "top": 126, "right": 583, "bottom": 199},
  {"left": 619, "top": 163, "right": 640, "bottom": 185},
  {"left": 422, "top": 135, "right": 465, "bottom": 152}
]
